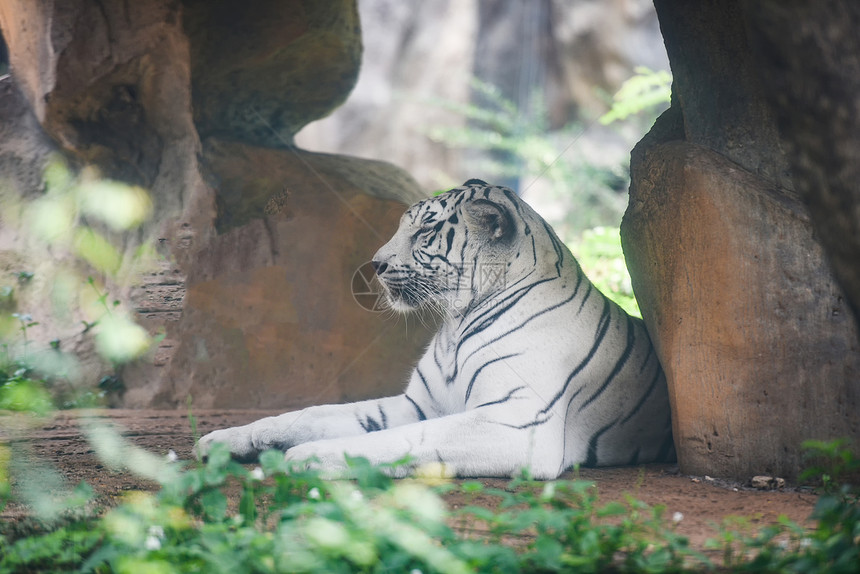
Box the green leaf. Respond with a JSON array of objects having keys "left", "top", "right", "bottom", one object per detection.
[
  {"left": 239, "top": 484, "right": 257, "bottom": 523},
  {"left": 77, "top": 180, "right": 152, "bottom": 231},
  {"left": 94, "top": 315, "right": 150, "bottom": 363},
  {"left": 201, "top": 489, "right": 228, "bottom": 522},
  {"left": 74, "top": 228, "right": 122, "bottom": 274},
  {"left": 599, "top": 67, "right": 672, "bottom": 125}
]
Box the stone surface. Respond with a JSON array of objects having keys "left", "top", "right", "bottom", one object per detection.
[
  {"left": 744, "top": 0, "right": 860, "bottom": 326},
  {"left": 182, "top": 0, "right": 361, "bottom": 147},
  {"left": 0, "top": 74, "right": 114, "bottom": 391},
  {"left": 124, "top": 139, "right": 432, "bottom": 408},
  {"left": 653, "top": 0, "right": 790, "bottom": 190},
  {"left": 624, "top": 0, "right": 860, "bottom": 481},
  {"left": 623, "top": 141, "right": 860, "bottom": 480},
  {"left": 750, "top": 476, "right": 785, "bottom": 491}
]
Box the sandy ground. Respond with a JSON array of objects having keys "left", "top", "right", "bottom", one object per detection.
[{"left": 1, "top": 409, "right": 818, "bottom": 552}]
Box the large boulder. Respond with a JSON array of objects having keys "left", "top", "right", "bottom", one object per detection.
[
  {"left": 126, "top": 139, "right": 427, "bottom": 408},
  {"left": 624, "top": 139, "right": 860, "bottom": 480},
  {"left": 623, "top": 0, "right": 860, "bottom": 480},
  {"left": 182, "top": 0, "right": 361, "bottom": 148},
  {"left": 0, "top": 0, "right": 435, "bottom": 409}
]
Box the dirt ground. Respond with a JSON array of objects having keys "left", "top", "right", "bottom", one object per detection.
[{"left": 1, "top": 409, "right": 819, "bottom": 551}]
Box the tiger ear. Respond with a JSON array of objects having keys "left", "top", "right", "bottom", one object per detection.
[{"left": 463, "top": 199, "right": 513, "bottom": 241}]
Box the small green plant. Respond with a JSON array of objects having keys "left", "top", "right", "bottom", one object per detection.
[
  {"left": 1, "top": 158, "right": 158, "bottom": 555},
  {"left": 800, "top": 438, "right": 860, "bottom": 496},
  {"left": 705, "top": 440, "right": 859, "bottom": 574},
  {"left": 453, "top": 474, "right": 703, "bottom": 573},
  {"left": 0, "top": 443, "right": 700, "bottom": 574},
  {"left": 0, "top": 157, "right": 154, "bottom": 412},
  {"left": 569, "top": 226, "right": 641, "bottom": 317}
]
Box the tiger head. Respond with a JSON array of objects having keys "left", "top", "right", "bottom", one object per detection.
[{"left": 372, "top": 179, "right": 547, "bottom": 315}]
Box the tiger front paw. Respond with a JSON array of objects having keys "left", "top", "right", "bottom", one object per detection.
[{"left": 194, "top": 426, "right": 259, "bottom": 463}]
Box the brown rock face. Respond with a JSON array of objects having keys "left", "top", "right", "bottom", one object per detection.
[
  {"left": 624, "top": 0, "right": 860, "bottom": 479},
  {"left": 624, "top": 141, "right": 860, "bottom": 479},
  {"left": 0, "top": 1, "right": 434, "bottom": 409},
  {"left": 182, "top": 0, "right": 361, "bottom": 147},
  {"left": 136, "top": 140, "right": 429, "bottom": 409},
  {"left": 744, "top": 0, "right": 860, "bottom": 326}
]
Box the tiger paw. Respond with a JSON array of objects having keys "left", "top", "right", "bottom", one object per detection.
[{"left": 194, "top": 426, "right": 259, "bottom": 463}]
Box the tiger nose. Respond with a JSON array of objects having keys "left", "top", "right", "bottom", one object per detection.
[{"left": 371, "top": 259, "right": 388, "bottom": 275}]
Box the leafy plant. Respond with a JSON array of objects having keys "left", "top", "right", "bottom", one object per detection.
[
  {"left": 0, "top": 157, "right": 155, "bottom": 413},
  {"left": 599, "top": 67, "right": 673, "bottom": 125},
  {"left": 2, "top": 433, "right": 860, "bottom": 573},
  {"left": 800, "top": 439, "right": 860, "bottom": 496},
  {"left": 706, "top": 440, "right": 860, "bottom": 574},
  {"left": 568, "top": 227, "right": 641, "bottom": 317}
]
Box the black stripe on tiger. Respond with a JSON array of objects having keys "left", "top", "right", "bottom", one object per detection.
[
  {"left": 540, "top": 219, "right": 565, "bottom": 277},
  {"left": 447, "top": 277, "right": 556, "bottom": 384},
  {"left": 577, "top": 282, "right": 594, "bottom": 314},
  {"left": 656, "top": 419, "right": 676, "bottom": 462},
  {"left": 619, "top": 361, "right": 664, "bottom": 426},
  {"left": 357, "top": 404, "right": 390, "bottom": 433},
  {"left": 626, "top": 447, "right": 641, "bottom": 466},
  {"left": 577, "top": 314, "right": 636, "bottom": 413},
  {"left": 444, "top": 228, "right": 455, "bottom": 257},
  {"left": 493, "top": 411, "right": 553, "bottom": 430},
  {"left": 357, "top": 411, "right": 385, "bottom": 433},
  {"left": 584, "top": 418, "right": 617, "bottom": 467},
  {"left": 416, "top": 367, "right": 435, "bottom": 401},
  {"left": 459, "top": 277, "right": 556, "bottom": 344},
  {"left": 463, "top": 178, "right": 489, "bottom": 187},
  {"left": 459, "top": 277, "right": 583, "bottom": 368},
  {"left": 464, "top": 352, "right": 522, "bottom": 403},
  {"left": 539, "top": 297, "right": 612, "bottom": 418},
  {"left": 475, "top": 385, "right": 526, "bottom": 409},
  {"left": 405, "top": 394, "right": 427, "bottom": 421},
  {"left": 499, "top": 187, "right": 524, "bottom": 216}
]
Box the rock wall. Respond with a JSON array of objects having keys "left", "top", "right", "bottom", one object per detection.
[
  {"left": 0, "top": 0, "right": 434, "bottom": 409},
  {"left": 744, "top": 0, "right": 860, "bottom": 327},
  {"left": 623, "top": 0, "right": 860, "bottom": 480}
]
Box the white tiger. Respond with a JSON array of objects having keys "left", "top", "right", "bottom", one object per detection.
[{"left": 195, "top": 179, "right": 674, "bottom": 479}]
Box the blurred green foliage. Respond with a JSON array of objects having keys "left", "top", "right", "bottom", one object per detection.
[
  {"left": 1, "top": 440, "right": 858, "bottom": 573},
  {"left": 0, "top": 157, "right": 154, "bottom": 415},
  {"left": 426, "top": 79, "right": 630, "bottom": 233}
]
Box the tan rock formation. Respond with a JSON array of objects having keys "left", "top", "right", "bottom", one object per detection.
[
  {"left": 0, "top": 0, "right": 434, "bottom": 408},
  {"left": 624, "top": 141, "right": 860, "bottom": 480},
  {"left": 624, "top": 0, "right": 860, "bottom": 480}
]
